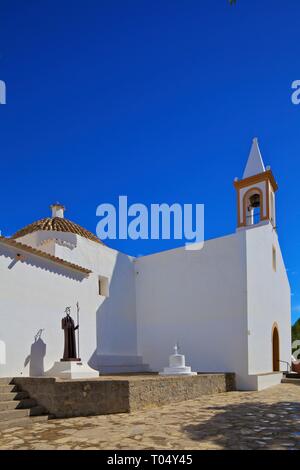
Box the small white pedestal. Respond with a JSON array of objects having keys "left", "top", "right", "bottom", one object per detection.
[
  {"left": 45, "top": 361, "right": 99, "bottom": 380},
  {"left": 159, "top": 345, "right": 197, "bottom": 376}
]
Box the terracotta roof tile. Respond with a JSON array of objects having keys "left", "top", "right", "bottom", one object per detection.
[{"left": 12, "top": 217, "right": 102, "bottom": 245}]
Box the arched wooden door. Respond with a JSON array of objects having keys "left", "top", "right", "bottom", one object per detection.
[{"left": 272, "top": 325, "right": 280, "bottom": 372}]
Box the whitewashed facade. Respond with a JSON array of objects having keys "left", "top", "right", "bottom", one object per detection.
[{"left": 0, "top": 139, "right": 291, "bottom": 390}]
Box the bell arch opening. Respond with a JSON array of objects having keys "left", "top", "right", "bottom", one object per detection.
[{"left": 243, "top": 188, "right": 263, "bottom": 226}]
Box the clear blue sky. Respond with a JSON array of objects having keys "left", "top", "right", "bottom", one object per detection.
[{"left": 1, "top": 1, "right": 300, "bottom": 323}]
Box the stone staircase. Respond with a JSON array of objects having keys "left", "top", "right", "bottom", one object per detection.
[
  {"left": 0, "top": 378, "right": 49, "bottom": 431},
  {"left": 97, "top": 354, "right": 151, "bottom": 374},
  {"left": 281, "top": 373, "right": 300, "bottom": 385}
]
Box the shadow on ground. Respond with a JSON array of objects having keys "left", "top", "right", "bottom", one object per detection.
[{"left": 183, "top": 401, "right": 300, "bottom": 450}]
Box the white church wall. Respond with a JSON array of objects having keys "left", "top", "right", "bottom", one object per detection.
[
  {"left": 0, "top": 243, "right": 99, "bottom": 378},
  {"left": 135, "top": 233, "right": 249, "bottom": 382},
  {"left": 16, "top": 232, "right": 56, "bottom": 255},
  {"left": 53, "top": 236, "right": 138, "bottom": 359},
  {"left": 269, "top": 188, "right": 276, "bottom": 227},
  {"left": 249, "top": 372, "right": 283, "bottom": 391},
  {"left": 0, "top": 340, "right": 6, "bottom": 365},
  {"left": 245, "top": 223, "right": 291, "bottom": 374},
  {"left": 13, "top": 231, "right": 139, "bottom": 362}
]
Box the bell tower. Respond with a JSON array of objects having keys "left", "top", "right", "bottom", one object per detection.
[{"left": 234, "top": 138, "right": 278, "bottom": 229}]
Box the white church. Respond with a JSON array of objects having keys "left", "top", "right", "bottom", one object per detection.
[{"left": 0, "top": 139, "right": 291, "bottom": 390}]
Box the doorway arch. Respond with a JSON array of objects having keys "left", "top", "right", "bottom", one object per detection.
[{"left": 272, "top": 323, "right": 280, "bottom": 372}]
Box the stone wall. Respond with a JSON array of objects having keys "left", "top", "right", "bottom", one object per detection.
[
  {"left": 128, "top": 373, "right": 235, "bottom": 411},
  {"left": 13, "top": 377, "right": 130, "bottom": 418},
  {"left": 13, "top": 373, "right": 235, "bottom": 419}
]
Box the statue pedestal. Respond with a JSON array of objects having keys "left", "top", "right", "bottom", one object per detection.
[
  {"left": 159, "top": 345, "right": 197, "bottom": 376},
  {"left": 45, "top": 361, "right": 99, "bottom": 380}
]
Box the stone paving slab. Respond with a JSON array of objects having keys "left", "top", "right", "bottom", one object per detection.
[{"left": 0, "top": 384, "right": 300, "bottom": 450}]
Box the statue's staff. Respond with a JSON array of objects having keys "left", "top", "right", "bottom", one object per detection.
[{"left": 76, "top": 301, "right": 80, "bottom": 360}]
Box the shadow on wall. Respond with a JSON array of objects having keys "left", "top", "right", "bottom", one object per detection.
[
  {"left": 24, "top": 329, "right": 46, "bottom": 376},
  {"left": 89, "top": 252, "right": 138, "bottom": 369},
  {"left": 183, "top": 400, "right": 300, "bottom": 449},
  {"left": 1, "top": 244, "right": 87, "bottom": 282}
]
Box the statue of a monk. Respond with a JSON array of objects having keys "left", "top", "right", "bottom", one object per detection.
[{"left": 61, "top": 307, "right": 80, "bottom": 361}]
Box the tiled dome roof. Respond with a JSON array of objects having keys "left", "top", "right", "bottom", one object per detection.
[{"left": 12, "top": 217, "right": 102, "bottom": 244}]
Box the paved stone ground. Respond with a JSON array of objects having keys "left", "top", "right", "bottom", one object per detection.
[{"left": 0, "top": 383, "right": 300, "bottom": 450}]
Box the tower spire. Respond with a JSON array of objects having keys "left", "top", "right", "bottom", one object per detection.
[
  {"left": 243, "top": 138, "right": 265, "bottom": 178},
  {"left": 234, "top": 138, "right": 278, "bottom": 229}
]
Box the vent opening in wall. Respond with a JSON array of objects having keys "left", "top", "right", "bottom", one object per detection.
[{"left": 98, "top": 276, "right": 109, "bottom": 297}]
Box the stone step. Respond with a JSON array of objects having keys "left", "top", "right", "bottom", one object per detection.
[
  {"left": 0, "top": 405, "right": 46, "bottom": 422},
  {"left": 0, "top": 414, "right": 49, "bottom": 431},
  {"left": 97, "top": 355, "right": 146, "bottom": 366},
  {"left": 0, "top": 378, "right": 13, "bottom": 385},
  {"left": 282, "top": 378, "right": 300, "bottom": 385},
  {"left": 0, "top": 391, "right": 29, "bottom": 402},
  {"left": 100, "top": 364, "right": 151, "bottom": 374},
  {"left": 284, "top": 373, "right": 300, "bottom": 379},
  {"left": 0, "top": 385, "right": 18, "bottom": 394},
  {"left": 0, "top": 399, "right": 37, "bottom": 412}
]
